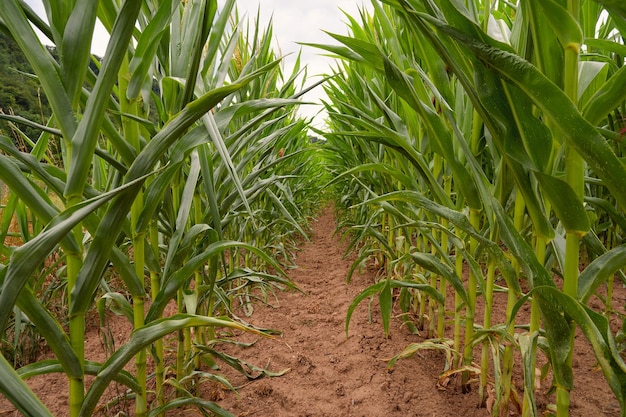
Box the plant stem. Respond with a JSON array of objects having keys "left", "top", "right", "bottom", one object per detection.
[
  {"left": 67, "top": 198, "right": 84, "bottom": 417},
  {"left": 437, "top": 176, "right": 451, "bottom": 339},
  {"left": 119, "top": 53, "right": 148, "bottom": 416},
  {"left": 523, "top": 235, "right": 547, "bottom": 417},
  {"left": 454, "top": 251, "right": 463, "bottom": 365},
  {"left": 150, "top": 221, "right": 165, "bottom": 415},
  {"left": 558, "top": 2, "right": 582, "bottom": 415},
  {"left": 479, "top": 253, "right": 496, "bottom": 407},
  {"left": 462, "top": 208, "right": 480, "bottom": 392}
]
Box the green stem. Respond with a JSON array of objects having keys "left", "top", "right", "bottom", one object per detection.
[
  {"left": 512, "top": 191, "right": 526, "bottom": 276},
  {"left": 67, "top": 198, "right": 84, "bottom": 417},
  {"left": 133, "top": 295, "right": 147, "bottom": 415},
  {"left": 149, "top": 222, "right": 165, "bottom": 414},
  {"left": 176, "top": 289, "right": 185, "bottom": 389},
  {"left": 418, "top": 234, "right": 427, "bottom": 330},
  {"left": 119, "top": 53, "right": 147, "bottom": 416},
  {"left": 68, "top": 309, "right": 85, "bottom": 417},
  {"left": 479, "top": 254, "right": 496, "bottom": 407},
  {"left": 169, "top": 178, "right": 186, "bottom": 393},
  {"left": 502, "top": 282, "right": 517, "bottom": 412},
  {"left": 558, "top": 2, "right": 582, "bottom": 415},
  {"left": 462, "top": 208, "right": 480, "bottom": 392},
  {"left": 386, "top": 213, "right": 394, "bottom": 277},
  {"left": 505, "top": 190, "right": 525, "bottom": 412},
  {"left": 438, "top": 191, "right": 450, "bottom": 339},
  {"left": 522, "top": 233, "right": 550, "bottom": 416},
  {"left": 454, "top": 250, "right": 463, "bottom": 365},
  {"left": 429, "top": 155, "right": 442, "bottom": 339},
  {"left": 193, "top": 193, "right": 203, "bottom": 372}
]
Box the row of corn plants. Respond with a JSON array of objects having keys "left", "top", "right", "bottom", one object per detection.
[
  {"left": 316, "top": 1, "right": 626, "bottom": 416},
  {"left": 0, "top": 1, "right": 326, "bottom": 416}
]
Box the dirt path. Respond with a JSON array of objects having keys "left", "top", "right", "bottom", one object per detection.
[{"left": 217, "top": 207, "right": 489, "bottom": 417}]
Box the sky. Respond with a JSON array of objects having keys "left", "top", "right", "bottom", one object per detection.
[
  {"left": 22, "top": 0, "right": 373, "bottom": 126},
  {"left": 235, "top": 1, "right": 372, "bottom": 125}
]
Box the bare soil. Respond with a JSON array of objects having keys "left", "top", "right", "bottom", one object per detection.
[{"left": 1, "top": 206, "right": 624, "bottom": 416}]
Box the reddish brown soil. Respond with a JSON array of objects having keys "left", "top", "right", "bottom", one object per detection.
[{"left": 1, "top": 207, "right": 624, "bottom": 416}]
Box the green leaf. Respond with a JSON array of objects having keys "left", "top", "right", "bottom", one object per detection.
[
  {"left": 17, "top": 359, "right": 141, "bottom": 395},
  {"left": 577, "top": 61, "right": 608, "bottom": 106},
  {"left": 161, "top": 150, "right": 201, "bottom": 279},
  {"left": 127, "top": 0, "right": 175, "bottom": 99},
  {"left": 0, "top": 0, "right": 76, "bottom": 140},
  {"left": 584, "top": 38, "right": 626, "bottom": 58},
  {"left": 181, "top": 0, "right": 218, "bottom": 106},
  {"left": 266, "top": 189, "right": 310, "bottom": 242},
  {"left": 147, "top": 397, "right": 235, "bottom": 417},
  {"left": 534, "top": 172, "right": 590, "bottom": 235},
  {"left": 214, "top": 98, "right": 305, "bottom": 131},
  {"left": 533, "top": 286, "right": 626, "bottom": 407},
  {"left": 14, "top": 288, "right": 82, "bottom": 379},
  {"left": 346, "top": 279, "right": 443, "bottom": 338},
  {"left": 80, "top": 314, "right": 261, "bottom": 417},
  {"left": 0, "top": 354, "right": 54, "bottom": 417},
  {"left": 578, "top": 245, "right": 626, "bottom": 303},
  {"left": 70, "top": 62, "right": 281, "bottom": 317},
  {"left": 502, "top": 83, "right": 553, "bottom": 172},
  {"left": 582, "top": 64, "right": 626, "bottom": 125},
  {"left": 409, "top": 252, "right": 468, "bottom": 303},
  {"left": 101, "top": 293, "right": 134, "bottom": 324},
  {"left": 65, "top": 0, "right": 143, "bottom": 199},
  {"left": 518, "top": 333, "right": 539, "bottom": 416},
  {"left": 382, "top": 57, "right": 482, "bottom": 210},
  {"left": 595, "top": 0, "right": 626, "bottom": 21},
  {"left": 585, "top": 196, "right": 626, "bottom": 233},
  {"left": 203, "top": 112, "right": 256, "bottom": 221},
  {"left": 61, "top": 0, "right": 98, "bottom": 105},
  {"left": 322, "top": 31, "right": 385, "bottom": 70},
  {"left": 429, "top": 13, "right": 626, "bottom": 211},
  {"left": 0, "top": 155, "right": 66, "bottom": 242},
  {"left": 535, "top": 0, "right": 582, "bottom": 48},
  {"left": 0, "top": 173, "right": 152, "bottom": 333},
  {"left": 380, "top": 279, "right": 393, "bottom": 338},
  {"left": 147, "top": 241, "right": 285, "bottom": 322}
]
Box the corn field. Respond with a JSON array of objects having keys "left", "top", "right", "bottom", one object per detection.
[{"left": 1, "top": 0, "right": 626, "bottom": 416}]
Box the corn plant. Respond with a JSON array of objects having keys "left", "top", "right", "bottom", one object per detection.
[{"left": 0, "top": 1, "right": 323, "bottom": 416}]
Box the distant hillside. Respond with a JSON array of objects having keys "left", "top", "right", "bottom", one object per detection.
[{"left": 0, "top": 32, "right": 52, "bottom": 143}]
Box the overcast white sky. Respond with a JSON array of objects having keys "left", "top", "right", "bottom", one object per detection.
[
  {"left": 231, "top": 1, "right": 373, "bottom": 125},
  {"left": 237, "top": 1, "right": 371, "bottom": 124},
  {"left": 23, "top": 0, "right": 373, "bottom": 126}
]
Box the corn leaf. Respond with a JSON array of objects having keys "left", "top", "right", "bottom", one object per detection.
[
  {"left": 535, "top": 0, "right": 582, "bottom": 48},
  {"left": 147, "top": 241, "right": 285, "bottom": 323},
  {"left": 0, "top": 354, "right": 54, "bottom": 417},
  {"left": 146, "top": 397, "right": 235, "bottom": 417},
  {"left": 578, "top": 245, "right": 626, "bottom": 303},
  {"left": 80, "top": 314, "right": 261, "bottom": 417},
  {"left": 0, "top": 173, "right": 151, "bottom": 332},
  {"left": 0, "top": 0, "right": 76, "bottom": 139},
  {"left": 346, "top": 279, "right": 444, "bottom": 338},
  {"left": 70, "top": 63, "right": 280, "bottom": 317},
  {"left": 533, "top": 286, "right": 626, "bottom": 408},
  {"left": 534, "top": 171, "right": 590, "bottom": 235},
  {"left": 17, "top": 359, "right": 141, "bottom": 395},
  {"left": 428, "top": 14, "right": 626, "bottom": 211},
  {"left": 65, "top": 0, "right": 143, "bottom": 199}
]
